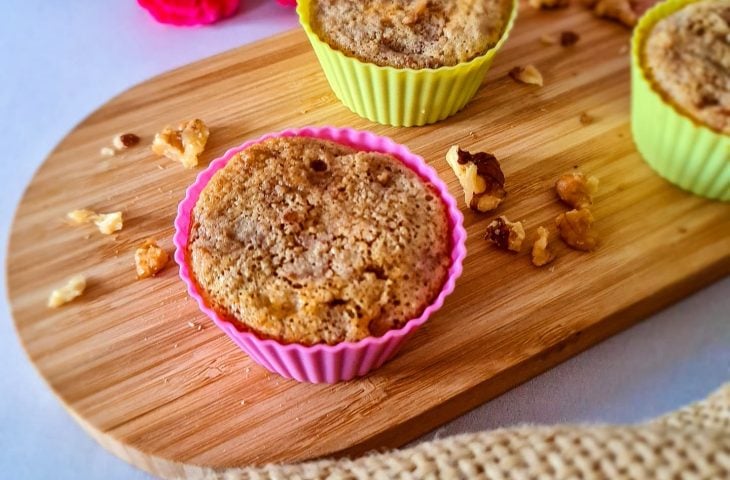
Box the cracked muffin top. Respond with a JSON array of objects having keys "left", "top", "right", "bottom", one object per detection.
[
  {"left": 309, "top": 0, "right": 513, "bottom": 69},
  {"left": 643, "top": 0, "right": 730, "bottom": 134},
  {"left": 188, "top": 136, "right": 451, "bottom": 345}
]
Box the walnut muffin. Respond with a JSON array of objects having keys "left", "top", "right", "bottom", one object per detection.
[
  {"left": 188, "top": 137, "right": 451, "bottom": 346},
  {"left": 310, "top": 0, "right": 514, "bottom": 69},
  {"left": 643, "top": 0, "right": 730, "bottom": 134}
]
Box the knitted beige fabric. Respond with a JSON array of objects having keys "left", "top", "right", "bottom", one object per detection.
[{"left": 202, "top": 383, "right": 729, "bottom": 479}]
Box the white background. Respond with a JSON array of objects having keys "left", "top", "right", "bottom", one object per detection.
[{"left": 1, "top": 1, "right": 728, "bottom": 478}]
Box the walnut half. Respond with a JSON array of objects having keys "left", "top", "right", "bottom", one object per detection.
[
  {"left": 152, "top": 118, "right": 209, "bottom": 169},
  {"left": 555, "top": 171, "right": 599, "bottom": 209},
  {"left": 556, "top": 207, "right": 598, "bottom": 251},
  {"left": 485, "top": 216, "right": 525, "bottom": 252},
  {"left": 532, "top": 226, "right": 556, "bottom": 267},
  {"left": 446, "top": 146, "right": 506, "bottom": 213}
]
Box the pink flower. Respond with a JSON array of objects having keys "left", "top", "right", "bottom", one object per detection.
[
  {"left": 138, "top": 0, "right": 240, "bottom": 26},
  {"left": 276, "top": 0, "right": 297, "bottom": 6}
]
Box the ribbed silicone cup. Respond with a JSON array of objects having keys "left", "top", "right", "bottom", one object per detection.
[
  {"left": 296, "top": 0, "right": 518, "bottom": 127},
  {"left": 173, "top": 127, "right": 467, "bottom": 383},
  {"left": 631, "top": 0, "right": 729, "bottom": 201}
]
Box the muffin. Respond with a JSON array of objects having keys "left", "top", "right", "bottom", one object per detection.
[
  {"left": 187, "top": 136, "right": 452, "bottom": 346},
  {"left": 310, "top": 0, "right": 514, "bottom": 69},
  {"left": 642, "top": 0, "right": 729, "bottom": 134},
  {"left": 297, "top": 0, "right": 518, "bottom": 126},
  {"left": 631, "top": 0, "right": 729, "bottom": 201}
]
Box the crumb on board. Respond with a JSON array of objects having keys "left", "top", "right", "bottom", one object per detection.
[
  {"left": 560, "top": 31, "right": 580, "bottom": 47},
  {"left": 48, "top": 275, "right": 87, "bottom": 308},
  {"left": 100, "top": 147, "right": 116, "bottom": 157},
  {"left": 540, "top": 34, "right": 558, "bottom": 45},
  {"left": 67, "top": 209, "right": 123, "bottom": 235},
  {"left": 134, "top": 239, "right": 169, "bottom": 279},
  {"left": 531, "top": 226, "right": 556, "bottom": 267},
  {"left": 112, "top": 133, "right": 141, "bottom": 151}
]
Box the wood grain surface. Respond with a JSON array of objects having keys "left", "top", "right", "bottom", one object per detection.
[{"left": 7, "top": 3, "right": 730, "bottom": 479}]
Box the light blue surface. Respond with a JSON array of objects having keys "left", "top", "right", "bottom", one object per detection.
[{"left": 1, "top": 2, "right": 728, "bottom": 479}]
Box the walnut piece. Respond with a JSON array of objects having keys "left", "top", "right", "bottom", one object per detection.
[
  {"left": 582, "top": 0, "right": 637, "bottom": 27},
  {"left": 134, "top": 239, "right": 169, "bottom": 279},
  {"left": 112, "top": 133, "right": 141, "bottom": 150},
  {"left": 152, "top": 118, "right": 209, "bottom": 169},
  {"left": 67, "top": 209, "right": 123, "bottom": 235},
  {"left": 529, "top": 0, "right": 570, "bottom": 9},
  {"left": 555, "top": 171, "right": 599, "bottom": 209},
  {"left": 48, "top": 275, "right": 86, "bottom": 308},
  {"left": 532, "top": 226, "right": 556, "bottom": 267},
  {"left": 560, "top": 31, "right": 580, "bottom": 47},
  {"left": 485, "top": 216, "right": 525, "bottom": 252},
  {"left": 509, "top": 65, "right": 544, "bottom": 86},
  {"left": 446, "top": 145, "right": 506, "bottom": 212},
  {"left": 556, "top": 207, "right": 598, "bottom": 251}
]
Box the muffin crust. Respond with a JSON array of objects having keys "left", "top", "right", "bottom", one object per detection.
[
  {"left": 310, "top": 0, "right": 513, "bottom": 69},
  {"left": 188, "top": 137, "right": 451, "bottom": 345},
  {"left": 643, "top": 0, "right": 730, "bottom": 134}
]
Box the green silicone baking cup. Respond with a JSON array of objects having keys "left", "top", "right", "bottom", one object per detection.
[
  {"left": 631, "top": 0, "right": 729, "bottom": 201},
  {"left": 297, "top": 0, "right": 518, "bottom": 127}
]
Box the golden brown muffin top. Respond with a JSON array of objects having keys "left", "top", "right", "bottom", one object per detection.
[
  {"left": 188, "top": 137, "right": 451, "bottom": 346},
  {"left": 643, "top": 0, "right": 730, "bottom": 134},
  {"left": 310, "top": 0, "right": 513, "bottom": 69}
]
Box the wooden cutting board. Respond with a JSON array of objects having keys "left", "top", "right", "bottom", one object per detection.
[{"left": 7, "top": 3, "right": 730, "bottom": 479}]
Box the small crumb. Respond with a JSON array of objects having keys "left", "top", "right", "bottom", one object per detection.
[
  {"left": 144, "top": 337, "right": 148, "bottom": 341},
  {"left": 560, "top": 31, "right": 580, "bottom": 47},
  {"left": 157, "top": 164, "right": 165, "bottom": 170},
  {"left": 549, "top": 266, "right": 556, "bottom": 273},
  {"left": 540, "top": 34, "right": 558, "bottom": 45},
  {"left": 580, "top": 112, "right": 595, "bottom": 125},
  {"left": 134, "top": 239, "right": 169, "bottom": 279},
  {"left": 112, "top": 133, "right": 141, "bottom": 150},
  {"left": 187, "top": 321, "right": 196, "bottom": 329},
  {"left": 509, "top": 65, "right": 543, "bottom": 86},
  {"left": 245, "top": 367, "right": 251, "bottom": 373},
  {"left": 100, "top": 147, "right": 116, "bottom": 157},
  {"left": 240, "top": 400, "right": 246, "bottom": 405},
  {"left": 48, "top": 275, "right": 87, "bottom": 308},
  {"left": 197, "top": 324, "right": 202, "bottom": 331},
  {"left": 67, "top": 209, "right": 123, "bottom": 235},
  {"left": 618, "top": 44, "right": 629, "bottom": 54},
  {"left": 84, "top": 234, "right": 91, "bottom": 240},
  {"left": 174, "top": 343, "right": 179, "bottom": 348},
  {"left": 164, "top": 378, "right": 169, "bottom": 383}
]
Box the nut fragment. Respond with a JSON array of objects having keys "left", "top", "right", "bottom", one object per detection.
[
  {"left": 582, "top": 0, "right": 637, "bottom": 27},
  {"left": 555, "top": 171, "right": 599, "bottom": 208},
  {"left": 529, "top": 0, "right": 570, "bottom": 9},
  {"left": 531, "top": 226, "right": 556, "bottom": 267},
  {"left": 509, "top": 65, "right": 544, "bottom": 86},
  {"left": 556, "top": 208, "right": 598, "bottom": 251},
  {"left": 48, "top": 275, "right": 87, "bottom": 308},
  {"left": 113, "top": 133, "right": 141, "bottom": 150},
  {"left": 485, "top": 216, "right": 525, "bottom": 252},
  {"left": 134, "top": 239, "right": 169, "bottom": 279},
  {"left": 540, "top": 34, "right": 559, "bottom": 45},
  {"left": 560, "top": 31, "right": 580, "bottom": 47},
  {"left": 579, "top": 112, "right": 595, "bottom": 125},
  {"left": 446, "top": 146, "right": 506, "bottom": 212},
  {"left": 152, "top": 118, "right": 209, "bottom": 169},
  {"left": 100, "top": 147, "right": 116, "bottom": 157},
  {"left": 67, "top": 209, "right": 123, "bottom": 235}
]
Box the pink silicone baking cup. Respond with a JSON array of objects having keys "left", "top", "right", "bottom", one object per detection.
[{"left": 173, "top": 126, "right": 467, "bottom": 383}]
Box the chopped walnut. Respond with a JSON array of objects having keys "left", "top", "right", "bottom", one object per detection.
[
  {"left": 532, "top": 226, "right": 556, "bottom": 267},
  {"left": 555, "top": 171, "right": 599, "bottom": 209},
  {"left": 48, "top": 275, "right": 86, "bottom": 308},
  {"left": 446, "top": 146, "right": 506, "bottom": 212},
  {"left": 112, "top": 133, "right": 141, "bottom": 150},
  {"left": 556, "top": 208, "right": 598, "bottom": 251},
  {"left": 485, "top": 216, "right": 525, "bottom": 252},
  {"left": 67, "top": 209, "right": 123, "bottom": 235},
  {"left": 134, "top": 239, "right": 169, "bottom": 279},
  {"left": 582, "top": 0, "right": 637, "bottom": 27},
  {"left": 152, "top": 118, "right": 209, "bottom": 169},
  {"left": 560, "top": 31, "right": 580, "bottom": 47},
  {"left": 579, "top": 112, "right": 595, "bottom": 125},
  {"left": 540, "top": 34, "right": 559, "bottom": 45},
  {"left": 529, "top": 0, "right": 570, "bottom": 8},
  {"left": 509, "top": 65, "right": 544, "bottom": 86},
  {"left": 100, "top": 147, "right": 116, "bottom": 157}
]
